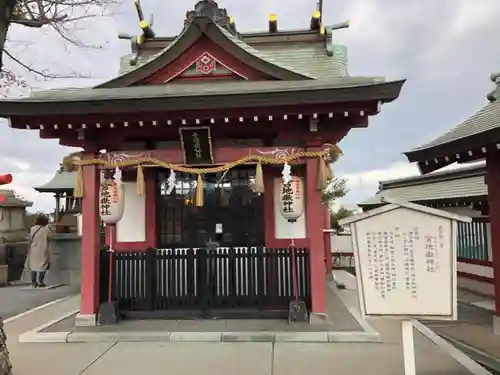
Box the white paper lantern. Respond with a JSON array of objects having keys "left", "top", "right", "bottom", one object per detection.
[
  {"left": 279, "top": 176, "right": 304, "bottom": 222},
  {"left": 99, "top": 179, "right": 125, "bottom": 224}
]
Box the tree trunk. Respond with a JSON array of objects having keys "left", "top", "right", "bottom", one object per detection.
[
  {"left": 0, "top": 319, "right": 12, "bottom": 375},
  {"left": 0, "top": 0, "right": 17, "bottom": 72}
]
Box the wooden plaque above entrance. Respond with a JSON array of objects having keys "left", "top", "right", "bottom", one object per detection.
[{"left": 179, "top": 126, "right": 214, "bottom": 165}]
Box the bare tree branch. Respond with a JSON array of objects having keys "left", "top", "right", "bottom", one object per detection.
[
  {"left": 4, "top": 48, "right": 52, "bottom": 77},
  {"left": 5, "top": 48, "right": 92, "bottom": 80},
  {"left": 11, "top": 14, "right": 67, "bottom": 27},
  {"left": 0, "top": 0, "right": 120, "bottom": 96}
]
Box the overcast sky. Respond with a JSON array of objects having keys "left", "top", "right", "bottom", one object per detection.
[{"left": 2, "top": 0, "right": 500, "bottom": 212}]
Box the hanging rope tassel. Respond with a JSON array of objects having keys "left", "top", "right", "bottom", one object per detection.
[
  {"left": 73, "top": 166, "right": 84, "bottom": 198},
  {"left": 195, "top": 174, "right": 204, "bottom": 207},
  {"left": 254, "top": 161, "right": 265, "bottom": 194},
  {"left": 326, "top": 159, "right": 334, "bottom": 181},
  {"left": 136, "top": 164, "right": 145, "bottom": 196},
  {"left": 316, "top": 156, "right": 329, "bottom": 191}
]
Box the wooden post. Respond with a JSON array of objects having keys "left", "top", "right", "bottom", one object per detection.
[
  {"left": 486, "top": 152, "right": 500, "bottom": 333},
  {"left": 54, "top": 193, "right": 61, "bottom": 224},
  {"left": 77, "top": 158, "right": 101, "bottom": 325},
  {"left": 306, "top": 154, "right": 327, "bottom": 320}
]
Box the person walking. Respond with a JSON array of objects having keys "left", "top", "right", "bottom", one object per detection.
[{"left": 28, "top": 215, "right": 51, "bottom": 288}]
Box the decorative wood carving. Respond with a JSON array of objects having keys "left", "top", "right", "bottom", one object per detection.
[{"left": 255, "top": 147, "right": 298, "bottom": 160}]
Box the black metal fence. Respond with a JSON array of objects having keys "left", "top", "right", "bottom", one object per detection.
[{"left": 100, "top": 247, "right": 311, "bottom": 315}]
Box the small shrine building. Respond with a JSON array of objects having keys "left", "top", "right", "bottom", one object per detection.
[
  {"left": 0, "top": 1, "right": 404, "bottom": 324},
  {"left": 34, "top": 170, "right": 80, "bottom": 229}
]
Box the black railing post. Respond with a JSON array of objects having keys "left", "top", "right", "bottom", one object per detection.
[
  {"left": 145, "top": 247, "right": 157, "bottom": 311},
  {"left": 186, "top": 249, "right": 196, "bottom": 307},
  {"left": 197, "top": 248, "right": 208, "bottom": 310},
  {"left": 99, "top": 246, "right": 110, "bottom": 304},
  {"left": 228, "top": 247, "right": 237, "bottom": 306},
  {"left": 256, "top": 246, "right": 265, "bottom": 309}
]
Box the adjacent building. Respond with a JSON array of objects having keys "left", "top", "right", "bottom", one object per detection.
[{"left": 404, "top": 72, "right": 500, "bottom": 332}]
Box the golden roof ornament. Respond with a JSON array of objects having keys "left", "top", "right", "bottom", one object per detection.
[{"left": 117, "top": 0, "right": 156, "bottom": 65}]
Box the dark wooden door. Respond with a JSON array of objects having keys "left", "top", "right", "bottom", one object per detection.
[{"left": 156, "top": 167, "right": 265, "bottom": 249}]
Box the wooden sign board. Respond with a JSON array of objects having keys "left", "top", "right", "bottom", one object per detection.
[
  {"left": 339, "top": 199, "right": 471, "bottom": 321},
  {"left": 179, "top": 126, "right": 214, "bottom": 165}
]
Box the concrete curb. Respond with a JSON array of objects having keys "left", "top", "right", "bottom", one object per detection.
[
  {"left": 16, "top": 277, "right": 383, "bottom": 344},
  {"left": 328, "top": 274, "right": 379, "bottom": 336},
  {"left": 18, "top": 284, "right": 65, "bottom": 291},
  {"left": 412, "top": 320, "right": 496, "bottom": 375},
  {"left": 18, "top": 309, "right": 78, "bottom": 343},
  {"left": 17, "top": 306, "right": 381, "bottom": 344},
  {"left": 436, "top": 331, "right": 500, "bottom": 374},
  {"left": 457, "top": 299, "right": 495, "bottom": 313},
  {"left": 4, "top": 295, "right": 75, "bottom": 324},
  {"left": 20, "top": 329, "right": 381, "bottom": 344}
]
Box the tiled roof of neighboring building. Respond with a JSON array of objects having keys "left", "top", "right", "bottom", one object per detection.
[
  {"left": 407, "top": 100, "right": 500, "bottom": 153},
  {"left": 405, "top": 73, "right": 500, "bottom": 166},
  {"left": 34, "top": 171, "right": 75, "bottom": 193},
  {"left": 359, "top": 163, "right": 487, "bottom": 207},
  {"left": 0, "top": 190, "right": 33, "bottom": 207}
]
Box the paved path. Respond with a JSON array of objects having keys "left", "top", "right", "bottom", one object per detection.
[
  {"left": 2, "top": 294, "right": 480, "bottom": 374},
  {"left": 0, "top": 284, "right": 79, "bottom": 319}
]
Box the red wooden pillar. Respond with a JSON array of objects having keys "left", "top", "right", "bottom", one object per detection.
[
  {"left": 306, "top": 155, "right": 327, "bottom": 321},
  {"left": 76, "top": 158, "right": 101, "bottom": 326},
  {"left": 486, "top": 152, "right": 500, "bottom": 333}
]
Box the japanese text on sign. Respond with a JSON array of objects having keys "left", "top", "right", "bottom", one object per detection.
[
  {"left": 281, "top": 181, "right": 294, "bottom": 213},
  {"left": 349, "top": 206, "right": 458, "bottom": 319},
  {"left": 111, "top": 183, "right": 119, "bottom": 204},
  {"left": 100, "top": 185, "right": 111, "bottom": 217},
  {"left": 294, "top": 178, "right": 301, "bottom": 201},
  {"left": 364, "top": 226, "right": 424, "bottom": 300},
  {"left": 192, "top": 132, "right": 203, "bottom": 160}
]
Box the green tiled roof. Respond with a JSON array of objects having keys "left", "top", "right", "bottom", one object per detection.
[
  {"left": 34, "top": 171, "right": 76, "bottom": 192},
  {"left": 29, "top": 78, "right": 389, "bottom": 101},
  {"left": 407, "top": 73, "right": 500, "bottom": 157},
  {"left": 409, "top": 99, "right": 500, "bottom": 152},
  {"left": 359, "top": 164, "right": 487, "bottom": 207},
  {"left": 217, "top": 25, "right": 314, "bottom": 78},
  {"left": 116, "top": 17, "right": 351, "bottom": 81},
  {"left": 119, "top": 40, "right": 350, "bottom": 79},
  {"left": 3, "top": 77, "right": 403, "bottom": 117},
  {"left": 246, "top": 43, "right": 348, "bottom": 79}
]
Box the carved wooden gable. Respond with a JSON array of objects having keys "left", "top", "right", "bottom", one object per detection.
[{"left": 169, "top": 52, "right": 245, "bottom": 82}]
